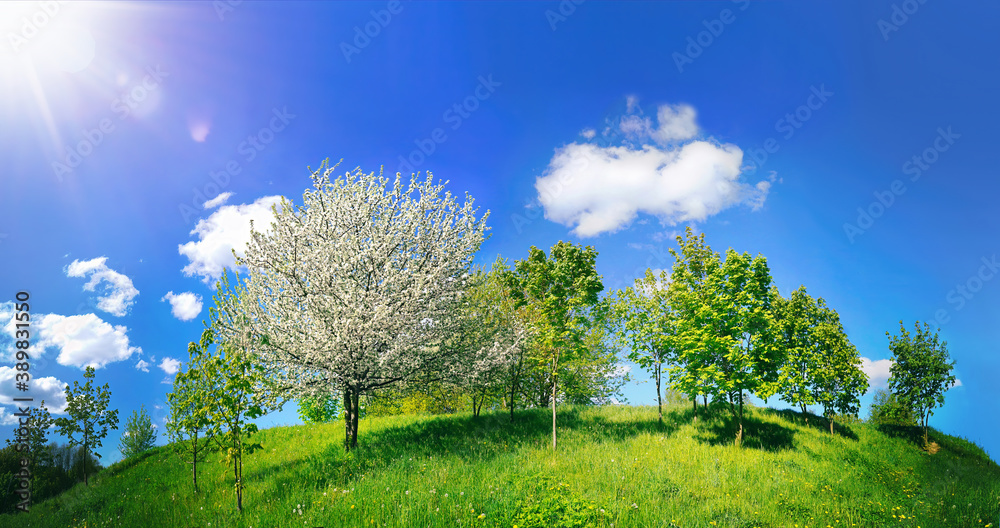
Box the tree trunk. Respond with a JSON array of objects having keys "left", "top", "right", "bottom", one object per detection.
[
  {"left": 509, "top": 384, "right": 516, "bottom": 422},
  {"left": 829, "top": 417, "right": 834, "bottom": 435},
  {"left": 234, "top": 445, "right": 242, "bottom": 512},
  {"left": 692, "top": 396, "right": 698, "bottom": 422},
  {"left": 471, "top": 394, "right": 479, "bottom": 418},
  {"left": 193, "top": 429, "right": 199, "bottom": 493},
  {"left": 736, "top": 394, "right": 744, "bottom": 446},
  {"left": 344, "top": 388, "right": 359, "bottom": 451},
  {"left": 551, "top": 358, "right": 558, "bottom": 451},
  {"left": 655, "top": 363, "right": 663, "bottom": 423},
  {"left": 801, "top": 403, "right": 808, "bottom": 425},
  {"left": 83, "top": 428, "right": 89, "bottom": 487}
]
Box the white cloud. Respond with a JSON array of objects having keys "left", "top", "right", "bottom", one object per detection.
[
  {"left": 536, "top": 100, "right": 770, "bottom": 237},
  {"left": 66, "top": 257, "right": 139, "bottom": 317},
  {"left": 31, "top": 313, "right": 140, "bottom": 369},
  {"left": 652, "top": 104, "right": 699, "bottom": 144},
  {"left": 159, "top": 357, "right": 181, "bottom": 375},
  {"left": 0, "top": 408, "right": 19, "bottom": 426},
  {"left": 951, "top": 378, "right": 963, "bottom": 389},
  {"left": 161, "top": 291, "right": 203, "bottom": 321},
  {"left": 179, "top": 195, "right": 284, "bottom": 283},
  {"left": 135, "top": 359, "right": 150, "bottom": 372},
  {"left": 861, "top": 357, "right": 893, "bottom": 390},
  {"left": 0, "top": 367, "right": 68, "bottom": 413},
  {"left": 203, "top": 191, "right": 233, "bottom": 209},
  {"left": 580, "top": 128, "right": 596, "bottom": 139}
]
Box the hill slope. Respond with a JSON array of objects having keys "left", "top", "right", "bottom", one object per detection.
[{"left": 3, "top": 405, "right": 998, "bottom": 528}]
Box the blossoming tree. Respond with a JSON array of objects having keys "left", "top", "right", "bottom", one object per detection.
[{"left": 238, "top": 162, "right": 489, "bottom": 450}]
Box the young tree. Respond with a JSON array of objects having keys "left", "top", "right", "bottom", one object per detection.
[
  {"left": 166, "top": 354, "right": 213, "bottom": 493},
  {"left": 710, "top": 249, "right": 781, "bottom": 444},
  {"left": 809, "top": 304, "right": 868, "bottom": 434},
  {"left": 611, "top": 268, "right": 676, "bottom": 422},
  {"left": 773, "top": 286, "right": 821, "bottom": 420},
  {"left": 868, "top": 388, "right": 917, "bottom": 426},
  {"left": 53, "top": 367, "right": 119, "bottom": 486},
  {"left": 666, "top": 227, "right": 725, "bottom": 421},
  {"left": 238, "top": 162, "right": 489, "bottom": 451},
  {"left": 297, "top": 394, "right": 341, "bottom": 424},
  {"left": 118, "top": 405, "right": 156, "bottom": 459},
  {"left": 5, "top": 401, "right": 54, "bottom": 489},
  {"left": 887, "top": 321, "right": 956, "bottom": 446},
  {"left": 198, "top": 271, "right": 281, "bottom": 511},
  {"left": 668, "top": 228, "right": 781, "bottom": 443},
  {"left": 509, "top": 241, "right": 603, "bottom": 450}
]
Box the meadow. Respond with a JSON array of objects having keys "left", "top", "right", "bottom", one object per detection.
[{"left": 3, "top": 404, "right": 998, "bottom": 528}]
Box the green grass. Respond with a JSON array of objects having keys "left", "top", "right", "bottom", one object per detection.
[{"left": 4, "top": 404, "right": 998, "bottom": 528}]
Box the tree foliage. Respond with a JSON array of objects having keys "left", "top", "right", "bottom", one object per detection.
[
  {"left": 118, "top": 405, "right": 156, "bottom": 460},
  {"left": 610, "top": 268, "right": 677, "bottom": 420},
  {"left": 53, "top": 366, "right": 118, "bottom": 486},
  {"left": 297, "top": 394, "right": 342, "bottom": 424},
  {"left": 868, "top": 388, "right": 917, "bottom": 427},
  {"left": 237, "top": 162, "right": 489, "bottom": 451},
  {"left": 667, "top": 228, "right": 780, "bottom": 443},
  {"left": 508, "top": 241, "right": 604, "bottom": 450},
  {"left": 887, "top": 321, "right": 956, "bottom": 445}
]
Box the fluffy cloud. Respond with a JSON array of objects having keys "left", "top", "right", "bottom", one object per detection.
[
  {"left": 66, "top": 257, "right": 139, "bottom": 317},
  {"left": 179, "top": 195, "right": 284, "bottom": 283},
  {"left": 203, "top": 191, "right": 233, "bottom": 209},
  {"left": 861, "top": 357, "right": 893, "bottom": 390},
  {"left": 30, "top": 313, "right": 140, "bottom": 369},
  {"left": 0, "top": 367, "right": 69, "bottom": 413},
  {"left": 135, "top": 359, "right": 150, "bottom": 372},
  {"left": 535, "top": 100, "right": 772, "bottom": 237},
  {"left": 159, "top": 357, "right": 181, "bottom": 375},
  {"left": 161, "top": 291, "right": 203, "bottom": 321}
]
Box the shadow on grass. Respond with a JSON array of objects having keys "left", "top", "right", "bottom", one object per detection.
[
  {"left": 693, "top": 412, "right": 796, "bottom": 451},
  {"left": 250, "top": 406, "right": 682, "bottom": 492},
  {"left": 762, "top": 408, "right": 860, "bottom": 441}
]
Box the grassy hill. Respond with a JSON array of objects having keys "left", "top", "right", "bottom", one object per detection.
[{"left": 3, "top": 404, "right": 998, "bottom": 528}]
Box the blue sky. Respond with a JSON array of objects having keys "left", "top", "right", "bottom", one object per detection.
[{"left": 1, "top": 0, "right": 998, "bottom": 464}]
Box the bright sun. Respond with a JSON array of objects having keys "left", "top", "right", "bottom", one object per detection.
[{"left": 0, "top": 1, "right": 97, "bottom": 76}]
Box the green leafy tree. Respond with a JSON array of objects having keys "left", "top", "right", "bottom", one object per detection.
[
  {"left": 887, "top": 321, "right": 956, "bottom": 445},
  {"left": 666, "top": 228, "right": 725, "bottom": 420},
  {"left": 53, "top": 367, "right": 119, "bottom": 486},
  {"left": 166, "top": 355, "right": 213, "bottom": 493},
  {"left": 773, "top": 286, "right": 821, "bottom": 419},
  {"left": 711, "top": 249, "right": 780, "bottom": 443},
  {"left": 297, "top": 394, "right": 342, "bottom": 424},
  {"left": 5, "top": 401, "right": 54, "bottom": 493},
  {"left": 196, "top": 270, "right": 281, "bottom": 511},
  {"left": 611, "top": 268, "right": 676, "bottom": 422},
  {"left": 810, "top": 305, "right": 868, "bottom": 434},
  {"left": 510, "top": 241, "right": 603, "bottom": 450},
  {"left": 868, "top": 388, "right": 917, "bottom": 426},
  {"left": 668, "top": 228, "right": 781, "bottom": 443},
  {"left": 118, "top": 405, "right": 156, "bottom": 459}
]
